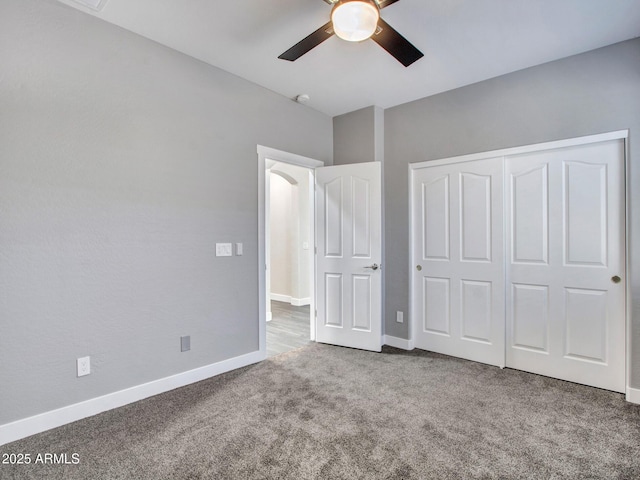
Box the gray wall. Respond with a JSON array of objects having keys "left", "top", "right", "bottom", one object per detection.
[
  {"left": 384, "top": 38, "right": 640, "bottom": 385},
  {"left": 0, "top": 0, "right": 332, "bottom": 425},
  {"left": 333, "top": 106, "right": 384, "bottom": 164}
]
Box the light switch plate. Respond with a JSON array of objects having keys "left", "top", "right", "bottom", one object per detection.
[
  {"left": 216, "top": 243, "right": 232, "bottom": 257},
  {"left": 236, "top": 243, "right": 243, "bottom": 256}
]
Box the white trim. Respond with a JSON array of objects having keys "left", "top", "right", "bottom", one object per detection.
[
  {"left": 56, "top": 0, "right": 108, "bottom": 12},
  {"left": 408, "top": 165, "right": 416, "bottom": 353},
  {"left": 270, "top": 293, "right": 292, "bottom": 303},
  {"left": 258, "top": 145, "right": 323, "bottom": 355},
  {"left": 257, "top": 146, "right": 324, "bottom": 170},
  {"left": 269, "top": 294, "right": 311, "bottom": 306},
  {"left": 291, "top": 297, "right": 311, "bottom": 307},
  {"left": 383, "top": 335, "right": 415, "bottom": 350},
  {"left": 0, "top": 350, "right": 263, "bottom": 446},
  {"left": 410, "top": 130, "right": 629, "bottom": 170},
  {"left": 626, "top": 387, "right": 640, "bottom": 404},
  {"left": 625, "top": 136, "right": 632, "bottom": 403}
]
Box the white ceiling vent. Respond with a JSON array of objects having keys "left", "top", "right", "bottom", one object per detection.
[{"left": 70, "top": 0, "right": 108, "bottom": 11}]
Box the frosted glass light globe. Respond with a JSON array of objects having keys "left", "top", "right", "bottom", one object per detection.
[{"left": 331, "top": 1, "right": 380, "bottom": 42}]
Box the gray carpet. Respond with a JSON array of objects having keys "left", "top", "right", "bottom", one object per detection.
[{"left": 2, "top": 344, "right": 640, "bottom": 479}]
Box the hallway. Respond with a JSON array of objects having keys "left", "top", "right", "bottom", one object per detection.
[{"left": 266, "top": 301, "right": 311, "bottom": 358}]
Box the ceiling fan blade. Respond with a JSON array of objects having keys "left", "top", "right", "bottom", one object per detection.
[
  {"left": 377, "top": 0, "right": 401, "bottom": 9},
  {"left": 371, "top": 18, "right": 423, "bottom": 67},
  {"left": 278, "top": 21, "right": 335, "bottom": 61}
]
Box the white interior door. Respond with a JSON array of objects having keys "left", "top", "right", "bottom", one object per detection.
[
  {"left": 315, "top": 162, "right": 382, "bottom": 352},
  {"left": 411, "top": 157, "right": 505, "bottom": 366},
  {"left": 505, "top": 140, "right": 626, "bottom": 392}
]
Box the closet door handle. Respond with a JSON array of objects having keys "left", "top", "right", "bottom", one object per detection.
[
  {"left": 611, "top": 275, "right": 621, "bottom": 284},
  {"left": 364, "top": 263, "right": 379, "bottom": 271}
]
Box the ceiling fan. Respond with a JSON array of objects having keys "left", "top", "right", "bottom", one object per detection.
[{"left": 278, "top": 0, "right": 424, "bottom": 67}]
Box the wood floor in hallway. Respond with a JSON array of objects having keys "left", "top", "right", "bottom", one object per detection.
[{"left": 267, "top": 301, "right": 311, "bottom": 358}]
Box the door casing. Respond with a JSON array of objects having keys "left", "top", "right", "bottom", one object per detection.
[{"left": 258, "top": 145, "right": 323, "bottom": 358}]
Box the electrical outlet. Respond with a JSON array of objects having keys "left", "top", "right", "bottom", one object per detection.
[
  {"left": 77, "top": 356, "right": 90, "bottom": 377},
  {"left": 396, "top": 311, "right": 404, "bottom": 323},
  {"left": 181, "top": 335, "right": 191, "bottom": 352}
]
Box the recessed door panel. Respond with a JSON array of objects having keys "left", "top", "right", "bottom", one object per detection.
[
  {"left": 564, "top": 162, "right": 607, "bottom": 266},
  {"left": 511, "top": 283, "right": 548, "bottom": 352},
  {"left": 324, "top": 177, "right": 343, "bottom": 258},
  {"left": 564, "top": 288, "right": 607, "bottom": 363},
  {"left": 352, "top": 275, "right": 372, "bottom": 331},
  {"left": 324, "top": 273, "right": 343, "bottom": 327},
  {"left": 423, "top": 277, "right": 450, "bottom": 335},
  {"left": 461, "top": 280, "right": 492, "bottom": 343},
  {"left": 352, "top": 177, "right": 371, "bottom": 258},
  {"left": 511, "top": 164, "right": 549, "bottom": 265},
  {"left": 460, "top": 173, "right": 491, "bottom": 262},
  {"left": 422, "top": 176, "right": 450, "bottom": 261}
]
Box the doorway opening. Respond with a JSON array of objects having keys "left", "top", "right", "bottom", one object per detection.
[
  {"left": 267, "top": 163, "right": 314, "bottom": 357},
  {"left": 258, "top": 146, "right": 384, "bottom": 357},
  {"left": 257, "top": 146, "right": 324, "bottom": 359}
]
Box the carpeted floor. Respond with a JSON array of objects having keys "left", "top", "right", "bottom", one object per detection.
[{"left": 2, "top": 343, "right": 640, "bottom": 479}]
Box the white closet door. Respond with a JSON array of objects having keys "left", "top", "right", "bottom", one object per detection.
[
  {"left": 506, "top": 140, "right": 625, "bottom": 392},
  {"left": 411, "top": 157, "right": 505, "bottom": 367}
]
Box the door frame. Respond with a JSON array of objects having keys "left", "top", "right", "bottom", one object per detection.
[
  {"left": 408, "top": 129, "right": 633, "bottom": 399},
  {"left": 258, "top": 145, "right": 324, "bottom": 359}
]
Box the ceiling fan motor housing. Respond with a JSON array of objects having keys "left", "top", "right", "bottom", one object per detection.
[{"left": 331, "top": 0, "right": 380, "bottom": 42}]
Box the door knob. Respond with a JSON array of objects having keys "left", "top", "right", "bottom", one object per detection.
[
  {"left": 364, "top": 263, "right": 379, "bottom": 271},
  {"left": 416, "top": 265, "right": 422, "bottom": 271},
  {"left": 611, "top": 275, "right": 621, "bottom": 284}
]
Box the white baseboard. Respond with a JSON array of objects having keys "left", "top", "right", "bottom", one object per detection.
[
  {"left": 270, "top": 293, "right": 291, "bottom": 303},
  {"left": 383, "top": 335, "right": 414, "bottom": 350},
  {"left": 270, "top": 294, "right": 310, "bottom": 306},
  {"left": 291, "top": 297, "right": 311, "bottom": 307},
  {"left": 626, "top": 387, "right": 640, "bottom": 404},
  {"left": 0, "top": 350, "right": 264, "bottom": 446}
]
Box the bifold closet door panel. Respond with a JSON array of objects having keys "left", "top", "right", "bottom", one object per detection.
[
  {"left": 412, "top": 157, "right": 505, "bottom": 367},
  {"left": 505, "top": 140, "right": 626, "bottom": 393}
]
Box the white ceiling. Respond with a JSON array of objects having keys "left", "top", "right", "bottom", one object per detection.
[{"left": 57, "top": 0, "right": 640, "bottom": 117}]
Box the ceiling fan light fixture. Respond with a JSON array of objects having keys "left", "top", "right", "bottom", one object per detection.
[{"left": 331, "top": 0, "right": 380, "bottom": 42}]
